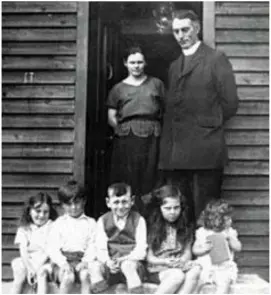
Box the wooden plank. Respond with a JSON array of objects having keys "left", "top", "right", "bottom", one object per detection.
[
  {"left": 222, "top": 191, "right": 269, "bottom": 205},
  {"left": 238, "top": 236, "right": 269, "bottom": 251},
  {"left": 2, "top": 2, "right": 77, "bottom": 13},
  {"left": 222, "top": 176, "right": 269, "bottom": 190},
  {"left": 216, "top": 2, "right": 269, "bottom": 15},
  {"left": 3, "top": 56, "right": 76, "bottom": 70},
  {"left": 2, "top": 100, "right": 75, "bottom": 114},
  {"left": 2, "top": 175, "right": 72, "bottom": 188},
  {"left": 2, "top": 14, "right": 76, "bottom": 27},
  {"left": 227, "top": 146, "right": 269, "bottom": 160},
  {"left": 240, "top": 267, "right": 269, "bottom": 282},
  {"left": 2, "top": 220, "right": 18, "bottom": 234},
  {"left": 2, "top": 189, "right": 58, "bottom": 203},
  {"left": 230, "top": 57, "right": 269, "bottom": 72},
  {"left": 225, "top": 131, "right": 269, "bottom": 145},
  {"left": 2, "top": 159, "right": 73, "bottom": 174},
  {"left": 2, "top": 250, "right": 20, "bottom": 264},
  {"left": 2, "top": 235, "right": 16, "bottom": 249},
  {"left": 237, "top": 86, "right": 269, "bottom": 101},
  {"left": 2, "top": 130, "right": 74, "bottom": 143},
  {"left": 224, "top": 161, "right": 269, "bottom": 176},
  {"left": 2, "top": 144, "right": 74, "bottom": 158},
  {"left": 2, "top": 71, "right": 75, "bottom": 84},
  {"left": 237, "top": 102, "right": 269, "bottom": 115},
  {"left": 226, "top": 116, "right": 268, "bottom": 130},
  {"left": 2, "top": 42, "right": 76, "bottom": 55},
  {"left": 216, "top": 30, "right": 269, "bottom": 43},
  {"left": 2, "top": 115, "right": 75, "bottom": 128},
  {"left": 216, "top": 44, "right": 269, "bottom": 57},
  {"left": 2, "top": 85, "right": 75, "bottom": 99},
  {"left": 233, "top": 206, "right": 269, "bottom": 220},
  {"left": 236, "top": 251, "right": 269, "bottom": 267},
  {"left": 235, "top": 73, "right": 269, "bottom": 86},
  {"left": 2, "top": 29, "right": 76, "bottom": 41},
  {"left": 235, "top": 221, "right": 269, "bottom": 236},
  {"left": 73, "top": 2, "right": 89, "bottom": 184},
  {"left": 1, "top": 265, "right": 13, "bottom": 281},
  {"left": 216, "top": 16, "right": 269, "bottom": 29},
  {"left": 203, "top": 1, "right": 215, "bottom": 48}
]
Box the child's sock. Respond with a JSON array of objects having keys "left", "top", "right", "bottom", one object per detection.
[
  {"left": 91, "top": 280, "right": 109, "bottom": 293},
  {"left": 129, "top": 285, "right": 144, "bottom": 294}
]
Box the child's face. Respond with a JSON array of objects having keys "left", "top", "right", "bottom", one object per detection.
[
  {"left": 30, "top": 202, "right": 50, "bottom": 227},
  {"left": 62, "top": 198, "right": 85, "bottom": 218},
  {"left": 160, "top": 197, "right": 181, "bottom": 223},
  {"left": 106, "top": 192, "right": 134, "bottom": 219}
]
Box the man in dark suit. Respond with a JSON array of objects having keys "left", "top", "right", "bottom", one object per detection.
[{"left": 158, "top": 10, "right": 239, "bottom": 223}]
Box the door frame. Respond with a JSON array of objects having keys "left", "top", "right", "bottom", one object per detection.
[{"left": 73, "top": 1, "right": 216, "bottom": 184}]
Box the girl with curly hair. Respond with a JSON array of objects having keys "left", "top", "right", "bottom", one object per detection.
[
  {"left": 193, "top": 199, "right": 242, "bottom": 293},
  {"left": 11, "top": 192, "right": 58, "bottom": 294},
  {"left": 146, "top": 185, "right": 201, "bottom": 294}
]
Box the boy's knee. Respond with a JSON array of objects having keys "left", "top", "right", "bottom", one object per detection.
[
  {"left": 79, "top": 269, "right": 90, "bottom": 283},
  {"left": 11, "top": 258, "right": 26, "bottom": 279},
  {"left": 120, "top": 260, "right": 138, "bottom": 272},
  {"left": 187, "top": 265, "right": 202, "bottom": 280},
  {"left": 168, "top": 269, "right": 185, "bottom": 285},
  {"left": 60, "top": 270, "right": 75, "bottom": 285}
]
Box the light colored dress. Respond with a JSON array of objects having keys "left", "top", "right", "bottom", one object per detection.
[{"left": 195, "top": 226, "right": 239, "bottom": 284}]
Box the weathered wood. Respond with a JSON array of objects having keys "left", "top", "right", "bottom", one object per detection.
[
  {"left": 216, "top": 16, "right": 269, "bottom": 29},
  {"left": 2, "top": 235, "right": 16, "bottom": 249},
  {"left": 233, "top": 206, "right": 269, "bottom": 220},
  {"left": 216, "top": 30, "right": 269, "bottom": 43},
  {"left": 2, "top": 100, "right": 75, "bottom": 114},
  {"left": 216, "top": 2, "right": 269, "bottom": 15},
  {"left": 2, "top": 29, "right": 76, "bottom": 41},
  {"left": 226, "top": 116, "right": 268, "bottom": 130},
  {"left": 2, "top": 42, "right": 76, "bottom": 55},
  {"left": 2, "top": 220, "right": 18, "bottom": 234},
  {"left": 223, "top": 191, "right": 269, "bottom": 205},
  {"left": 2, "top": 144, "right": 74, "bottom": 158},
  {"left": 225, "top": 131, "right": 269, "bottom": 145},
  {"left": 2, "top": 2, "right": 77, "bottom": 13},
  {"left": 235, "top": 73, "right": 269, "bottom": 86},
  {"left": 3, "top": 56, "right": 76, "bottom": 70},
  {"left": 224, "top": 161, "right": 269, "bottom": 176},
  {"left": 2, "top": 189, "right": 58, "bottom": 203},
  {"left": 230, "top": 57, "right": 269, "bottom": 72},
  {"left": 2, "top": 85, "right": 75, "bottom": 98},
  {"left": 203, "top": 2, "right": 215, "bottom": 48},
  {"left": 216, "top": 44, "right": 269, "bottom": 57},
  {"left": 227, "top": 146, "right": 269, "bottom": 160},
  {"left": 241, "top": 267, "right": 269, "bottom": 282},
  {"left": 1, "top": 265, "right": 13, "bottom": 281},
  {"left": 2, "top": 159, "right": 73, "bottom": 174},
  {"left": 2, "top": 71, "right": 75, "bottom": 84},
  {"left": 2, "top": 175, "right": 72, "bottom": 188},
  {"left": 236, "top": 251, "right": 269, "bottom": 267},
  {"left": 237, "top": 86, "right": 269, "bottom": 101},
  {"left": 2, "top": 130, "right": 74, "bottom": 143},
  {"left": 2, "top": 115, "right": 75, "bottom": 128},
  {"left": 222, "top": 176, "right": 269, "bottom": 190},
  {"left": 2, "top": 14, "right": 77, "bottom": 27},
  {"left": 236, "top": 102, "right": 269, "bottom": 115},
  {"left": 235, "top": 221, "right": 269, "bottom": 236}
]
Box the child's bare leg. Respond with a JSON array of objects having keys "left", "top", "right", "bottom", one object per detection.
[
  {"left": 177, "top": 265, "right": 202, "bottom": 294},
  {"left": 10, "top": 258, "right": 27, "bottom": 294},
  {"left": 120, "top": 260, "right": 142, "bottom": 290},
  {"left": 36, "top": 264, "right": 52, "bottom": 294},
  {"left": 79, "top": 268, "right": 91, "bottom": 294},
  {"left": 58, "top": 268, "right": 75, "bottom": 294},
  {"left": 89, "top": 261, "right": 105, "bottom": 284},
  {"left": 215, "top": 274, "right": 232, "bottom": 294},
  {"left": 155, "top": 268, "right": 185, "bottom": 294}
]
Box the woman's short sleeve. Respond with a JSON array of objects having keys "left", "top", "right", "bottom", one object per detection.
[
  {"left": 107, "top": 85, "right": 119, "bottom": 109},
  {"left": 14, "top": 227, "right": 28, "bottom": 246}
]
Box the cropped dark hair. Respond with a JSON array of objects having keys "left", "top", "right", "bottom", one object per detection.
[
  {"left": 172, "top": 9, "right": 200, "bottom": 23},
  {"left": 107, "top": 182, "right": 132, "bottom": 198},
  {"left": 58, "top": 180, "right": 86, "bottom": 204},
  {"left": 198, "top": 199, "right": 233, "bottom": 232},
  {"left": 123, "top": 46, "right": 146, "bottom": 62},
  {"left": 147, "top": 185, "right": 193, "bottom": 252},
  {"left": 20, "top": 192, "right": 58, "bottom": 227}
]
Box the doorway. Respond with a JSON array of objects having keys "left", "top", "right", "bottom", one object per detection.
[{"left": 85, "top": 2, "right": 203, "bottom": 218}]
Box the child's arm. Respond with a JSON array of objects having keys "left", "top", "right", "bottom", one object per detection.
[
  {"left": 192, "top": 228, "right": 213, "bottom": 257},
  {"left": 226, "top": 228, "right": 242, "bottom": 252},
  {"left": 117, "top": 216, "right": 147, "bottom": 262},
  {"left": 95, "top": 217, "right": 111, "bottom": 264},
  {"left": 146, "top": 248, "right": 172, "bottom": 267}
]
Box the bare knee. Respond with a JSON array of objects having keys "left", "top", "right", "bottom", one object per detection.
[
  {"left": 11, "top": 258, "right": 27, "bottom": 283},
  {"left": 79, "top": 269, "right": 90, "bottom": 283},
  {"left": 120, "top": 260, "right": 138, "bottom": 273},
  {"left": 186, "top": 265, "right": 202, "bottom": 281},
  {"left": 166, "top": 269, "right": 185, "bottom": 285},
  {"left": 60, "top": 270, "right": 75, "bottom": 285}
]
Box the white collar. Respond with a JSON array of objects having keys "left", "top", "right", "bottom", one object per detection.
[
  {"left": 113, "top": 213, "right": 129, "bottom": 224},
  {"left": 30, "top": 219, "right": 51, "bottom": 230},
  {"left": 65, "top": 213, "right": 87, "bottom": 220},
  {"left": 182, "top": 41, "right": 201, "bottom": 56}
]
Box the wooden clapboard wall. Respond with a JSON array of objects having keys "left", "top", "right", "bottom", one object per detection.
[
  {"left": 215, "top": 2, "right": 269, "bottom": 281},
  {"left": 2, "top": 1, "right": 78, "bottom": 280}
]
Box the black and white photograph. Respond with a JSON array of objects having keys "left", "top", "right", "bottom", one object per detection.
[{"left": 1, "top": 1, "right": 270, "bottom": 294}]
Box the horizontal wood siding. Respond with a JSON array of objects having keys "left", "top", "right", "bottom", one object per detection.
[
  {"left": 215, "top": 1, "right": 269, "bottom": 281},
  {"left": 2, "top": 1, "right": 77, "bottom": 280}
]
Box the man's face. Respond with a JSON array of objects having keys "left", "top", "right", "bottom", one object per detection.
[
  {"left": 106, "top": 192, "right": 134, "bottom": 219},
  {"left": 172, "top": 18, "right": 199, "bottom": 50}
]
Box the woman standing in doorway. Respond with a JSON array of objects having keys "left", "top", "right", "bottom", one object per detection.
[{"left": 107, "top": 46, "right": 165, "bottom": 212}]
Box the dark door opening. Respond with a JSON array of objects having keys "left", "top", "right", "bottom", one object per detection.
[{"left": 86, "top": 2, "right": 203, "bottom": 218}]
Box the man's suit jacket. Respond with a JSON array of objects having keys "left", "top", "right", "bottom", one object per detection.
[{"left": 159, "top": 42, "right": 239, "bottom": 170}]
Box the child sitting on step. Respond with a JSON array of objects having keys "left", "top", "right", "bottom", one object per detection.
[
  {"left": 95, "top": 182, "right": 148, "bottom": 294},
  {"left": 192, "top": 199, "right": 242, "bottom": 294}
]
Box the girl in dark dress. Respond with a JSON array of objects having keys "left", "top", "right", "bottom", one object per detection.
[{"left": 107, "top": 46, "right": 165, "bottom": 211}]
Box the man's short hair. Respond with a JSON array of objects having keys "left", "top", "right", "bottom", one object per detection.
[
  {"left": 172, "top": 9, "right": 200, "bottom": 23},
  {"left": 58, "top": 180, "right": 86, "bottom": 203},
  {"left": 107, "top": 182, "right": 131, "bottom": 198}
]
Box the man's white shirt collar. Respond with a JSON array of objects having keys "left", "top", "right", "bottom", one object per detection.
[{"left": 183, "top": 41, "right": 201, "bottom": 56}]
